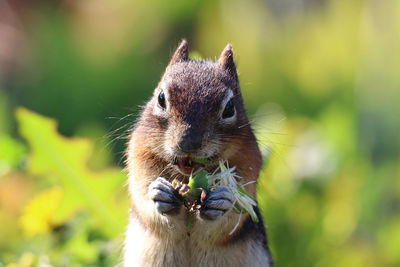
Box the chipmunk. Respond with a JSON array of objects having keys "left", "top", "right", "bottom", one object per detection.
[{"left": 124, "top": 40, "right": 273, "bottom": 267}]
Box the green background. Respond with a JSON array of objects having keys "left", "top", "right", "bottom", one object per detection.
[{"left": 0, "top": 0, "right": 399, "bottom": 266}]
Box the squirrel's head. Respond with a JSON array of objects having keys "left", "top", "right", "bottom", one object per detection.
[{"left": 138, "top": 40, "right": 254, "bottom": 176}]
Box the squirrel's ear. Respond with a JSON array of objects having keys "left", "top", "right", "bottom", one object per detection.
[
  {"left": 218, "top": 44, "right": 238, "bottom": 80},
  {"left": 168, "top": 39, "right": 189, "bottom": 66}
]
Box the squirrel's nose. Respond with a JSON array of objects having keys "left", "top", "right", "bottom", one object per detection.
[{"left": 178, "top": 130, "right": 203, "bottom": 153}]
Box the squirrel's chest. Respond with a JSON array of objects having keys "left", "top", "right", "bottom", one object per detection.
[{"left": 124, "top": 220, "right": 248, "bottom": 267}]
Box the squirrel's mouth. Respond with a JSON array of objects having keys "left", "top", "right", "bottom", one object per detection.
[{"left": 173, "top": 156, "right": 204, "bottom": 176}]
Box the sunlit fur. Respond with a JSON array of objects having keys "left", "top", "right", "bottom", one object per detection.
[{"left": 124, "top": 41, "right": 272, "bottom": 267}]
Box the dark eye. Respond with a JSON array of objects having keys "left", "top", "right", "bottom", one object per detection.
[
  {"left": 222, "top": 99, "right": 235, "bottom": 119},
  {"left": 158, "top": 91, "right": 166, "bottom": 109}
]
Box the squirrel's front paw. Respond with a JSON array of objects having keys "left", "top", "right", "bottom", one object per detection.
[
  {"left": 149, "top": 177, "right": 183, "bottom": 215},
  {"left": 200, "top": 186, "right": 234, "bottom": 220}
]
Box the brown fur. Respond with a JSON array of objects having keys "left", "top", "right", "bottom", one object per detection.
[{"left": 124, "top": 40, "right": 273, "bottom": 266}]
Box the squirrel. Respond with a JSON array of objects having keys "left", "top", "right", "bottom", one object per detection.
[{"left": 124, "top": 40, "right": 273, "bottom": 267}]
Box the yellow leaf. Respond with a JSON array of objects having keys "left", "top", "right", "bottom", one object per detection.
[
  {"left": 16, "top": 107, "right": 128, "bottom": 237},
  {"left": 19, "top": 187, "right": 62, "bottom": 238}
]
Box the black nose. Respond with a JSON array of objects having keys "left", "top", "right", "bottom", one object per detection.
[{"left": 178, "top": 129, "right": 203, "bottom": 153}]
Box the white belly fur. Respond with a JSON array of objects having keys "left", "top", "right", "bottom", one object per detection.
[{"left": 124, "top": 218, "right": 271, "bottom": 267}]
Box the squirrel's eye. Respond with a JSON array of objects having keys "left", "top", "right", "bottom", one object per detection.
[
  {"left": 222, "top": 99, "right": 235, "bottom": 119},
  {"left": 158, "top": 91, "right": 166, "bottom": 109}
]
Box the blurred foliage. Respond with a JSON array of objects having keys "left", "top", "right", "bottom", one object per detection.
[
  {"left": 0, "top": 109, "right": 128, "bottom": 266},
  {"left": 0, "top": 0, "right": 399, "bottom": 266}
]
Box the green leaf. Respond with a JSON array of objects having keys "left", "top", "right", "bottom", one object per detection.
[
  {"left": 188, "top": 170, "right": 209, "bottom": 197},
  {"left": 191, "top": 157, "right": 211, "bottom": 166},
  {"left": 249, "top": 210, "right": 259, "bottom": 223},
  {"left": 233, "top": 203, "right": 246, "bottom": 214},
  {"left": 16, "top": 108, "right": 128, "bottom": 237},
  {"left": 237, "top": 185, "right": 256, "bottom": 201}
]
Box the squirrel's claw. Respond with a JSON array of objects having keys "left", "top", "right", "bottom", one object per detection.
[
  {"left": 149, "top": 177, "right": 183, "bottom": 215},
  {"left": 200, "top": 186, "right": 234, "bottom": 220}
]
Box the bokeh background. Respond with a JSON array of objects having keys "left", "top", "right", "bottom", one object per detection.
[{"left": 0, "top": 0, "right": 399, "bottom": 266}]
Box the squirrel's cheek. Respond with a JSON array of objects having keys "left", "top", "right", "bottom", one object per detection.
[
  {"left": 162, "top": 142, "right": 175, "bottom": 157},
  {"left": 219, "top": 142, "right": 241, "bottom": 160},
  {"left": 163, "top": 128, "right": 178, "bottom": 150}
]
